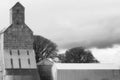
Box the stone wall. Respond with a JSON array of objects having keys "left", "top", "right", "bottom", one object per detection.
[{"left": 4, "top": 24, "right": 33, "bottom": 49}]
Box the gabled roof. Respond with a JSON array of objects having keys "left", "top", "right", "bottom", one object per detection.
[
  {"left": 0, "top": 24, "right": 12, "bottom": 34},
  {"left": 0, "top": 27, "right": 7, "bottom": 34},
  {"left": 0, "top": 24, "right": 33, "bottom": 34},
  {"left": 11, "top": 2, "right": 24, "bottom": 9}
]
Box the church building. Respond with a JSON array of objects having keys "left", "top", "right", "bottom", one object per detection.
[{"left": 0, "top": 2, "right": 40, "bottom": 80}]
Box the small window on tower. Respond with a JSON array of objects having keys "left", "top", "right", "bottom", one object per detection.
[
  {"left": 16, "top": 9, "right": 20, "bottom": 14},
  {"left": 16, "top": 21, "right": 20, "bottom": 25}
]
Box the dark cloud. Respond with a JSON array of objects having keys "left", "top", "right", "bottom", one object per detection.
[
  {"left": 62, "top": 39, "right": 120, "bottom": 49},
  {"left": 60, "top": 16, "right": 120, "bottom": 49}
]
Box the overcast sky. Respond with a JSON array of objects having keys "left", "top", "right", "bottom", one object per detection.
[{"left": 0, "top": 0, "right": 120, "bottom": 64}]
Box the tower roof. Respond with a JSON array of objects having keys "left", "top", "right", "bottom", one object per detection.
[{"left": 12, "top": 2, "right": 24, "bottom": 9}]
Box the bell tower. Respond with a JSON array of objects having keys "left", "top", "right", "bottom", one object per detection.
[{"left": 11, "top": 2, "right": 25, "bottom": 25}]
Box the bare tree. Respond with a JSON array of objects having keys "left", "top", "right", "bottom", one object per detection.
[{"left": 33, "top": 35, "right": 57, "bottom": 62}]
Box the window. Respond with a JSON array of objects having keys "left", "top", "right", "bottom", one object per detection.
[
  {"left": 16, "top": 9, "right": 20, "bottom": 14},
  {"left": 18, "top": 50, "right": 20, "bottom": 55},
  {"left": 11, "top": 58, "right": 13, "bottom": 68},
  {"left": 28, "top": 58, "right": 30, "bottom": 65},
  {"left": 18, "top": 58, "right": 21, "bottom": 68},
  {"left": 10, "top": 50, "right": 12, "bottom": 55},
  {"left": 27, "top": 50, "right": 29, "bottom": 55}
]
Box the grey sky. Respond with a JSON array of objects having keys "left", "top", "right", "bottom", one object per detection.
[{"left": 1, "top": 0, "right": 120, "bottom": 49}]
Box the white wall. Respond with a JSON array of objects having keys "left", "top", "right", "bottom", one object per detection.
[
  {"left": 56, "top": 70, "right": 120, "bottom": 80},
  {"left": 0, "top": 34, "right": 4, "bottom": 70},
  {"left": 52, "top": 64, "right": 120, "bottom": 80},
  {"left": 4, "top": 49, "right": 37, "bottom": 69}
]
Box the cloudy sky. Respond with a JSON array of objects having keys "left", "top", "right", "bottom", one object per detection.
[{"left": 0, "top": 0, "right": 120, "bottom": 64}]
